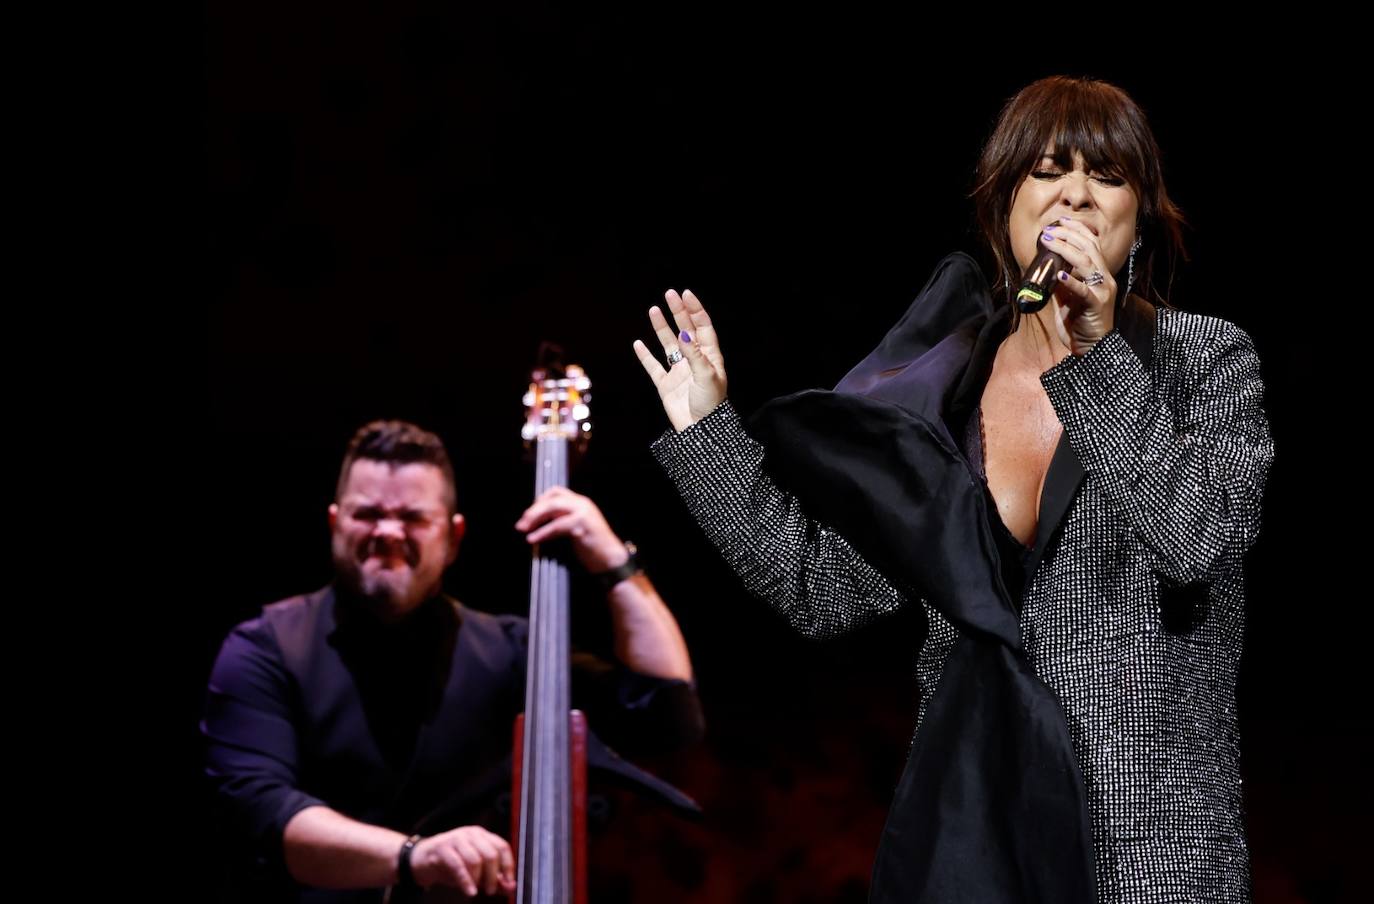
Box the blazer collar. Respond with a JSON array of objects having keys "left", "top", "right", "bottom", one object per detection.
[{"left": 835, "top": 254, "right": 1158, "bottom": 586}]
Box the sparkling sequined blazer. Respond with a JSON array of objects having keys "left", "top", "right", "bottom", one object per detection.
[{"left": 651, "top": 254, "right": 1275, "bottom": 903}]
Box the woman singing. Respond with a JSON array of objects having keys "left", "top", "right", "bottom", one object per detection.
[{"left": 634, "top": 75, "right": 1275, "bottom": 903}]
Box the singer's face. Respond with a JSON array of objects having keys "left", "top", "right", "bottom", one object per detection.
[
  {"left": 329, "top": 460, "right": 465, "bottom": 621},
  {"left": 1008, "top": 145, "right": 1139, "bottom": 280}
]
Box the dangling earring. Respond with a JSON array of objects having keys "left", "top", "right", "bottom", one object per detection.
[{"left": 1126, "top": 235, "right": 1142, "bottom": 291}]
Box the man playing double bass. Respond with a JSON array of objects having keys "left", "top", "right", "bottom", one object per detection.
[{"left": 202, "top": 420, "right": 703, "bottom": 901}]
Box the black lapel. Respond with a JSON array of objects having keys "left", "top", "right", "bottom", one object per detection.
[{"left": 1024, "top": 293, "right": 1158, "bottom": 582}]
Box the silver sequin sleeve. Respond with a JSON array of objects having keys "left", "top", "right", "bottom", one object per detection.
[
  {"left": 1041, "top": 318, "right": 1276, "bottom": 587},
  {"left": 650, "top": 400, "right": 911, "bottom": 639}
]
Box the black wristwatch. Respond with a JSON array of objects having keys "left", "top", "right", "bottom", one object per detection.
[
  {"left": 396, "top": 834, "right": 422, "bottom": 890},
  {"left": 593, "top": 542, "right": 643, "bottom": 592}
]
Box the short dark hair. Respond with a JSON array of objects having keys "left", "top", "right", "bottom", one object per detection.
[
  {"left": 970, "top": 75, "right": 1189, "bottom": 327},
  {"left": 335, "top": 420, "right": 457, "bottom": 512}
]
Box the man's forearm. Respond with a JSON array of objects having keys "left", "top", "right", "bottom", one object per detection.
[
  {"left": 606, "top": 573, "right": 694, "bottom": 681},
  {"left": 282, "top": 805, "right": 409, "bottom": 890}
]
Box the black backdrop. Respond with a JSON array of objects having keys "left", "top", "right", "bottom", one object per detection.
[{"left": 183, "top": 7, "right": 1353, "bottom": 902}]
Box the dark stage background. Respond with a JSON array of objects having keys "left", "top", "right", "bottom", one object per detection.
[{"left": 186, "top": 7, "right": 1356, "bottom": 902}]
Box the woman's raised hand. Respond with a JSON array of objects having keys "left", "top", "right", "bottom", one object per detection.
[{"left": 632, "top": 289, "right": 728, "bottom": 432}]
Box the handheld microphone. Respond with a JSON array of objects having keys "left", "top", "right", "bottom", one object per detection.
[{"left": 1015, "top": 222, "right": 1067, "bottom": 314}]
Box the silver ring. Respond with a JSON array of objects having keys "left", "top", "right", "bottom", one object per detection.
[
  {"left": 1084, "top": 270, "right": 1106, "bottom": 287},
  {"left": 665, "top": 349, "right": 683, "bottom": 366}
]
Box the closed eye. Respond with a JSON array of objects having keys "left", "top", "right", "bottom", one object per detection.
[{"left": 1031, "top": 170, "right": 1126, "bottom": 186}]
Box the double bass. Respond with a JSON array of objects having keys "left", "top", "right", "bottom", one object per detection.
[
  {"left": 510, "top": 356, "right": 593, "bottom": 904},
  {"left": 388, "top": 350, "right": 695, "bottom": 904}
]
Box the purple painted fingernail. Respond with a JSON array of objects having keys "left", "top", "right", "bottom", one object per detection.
[
  {"left": 1058, "top": 271, "right": 1069, "bottom": 281},
  {"left": 679, "top": 330, "right": 692, "bottom": 343}
]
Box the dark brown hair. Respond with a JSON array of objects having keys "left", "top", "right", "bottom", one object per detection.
[
  {"left": 970, "top": 76, "right": 1188, "bottom": 326},
  {"left": 336, "top": 420, "right": 457, "bottom": 512}
]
